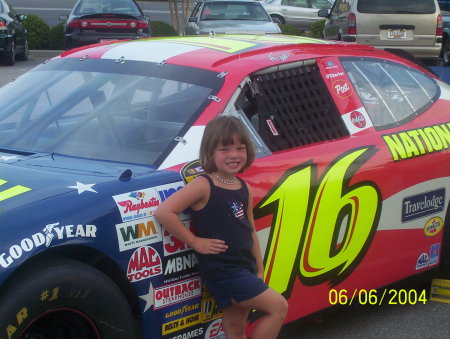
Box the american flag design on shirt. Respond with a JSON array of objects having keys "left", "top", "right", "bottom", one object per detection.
[{"left": 229, "top": 200, "right": 245, "bottom": 220}]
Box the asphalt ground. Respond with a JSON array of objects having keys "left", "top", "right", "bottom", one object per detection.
[{"left": 1, "top": 50, "right": 450, "bottom": 339}]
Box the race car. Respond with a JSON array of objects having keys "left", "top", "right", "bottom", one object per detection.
[{"left": 0, "top": 34, "right": 449, "bottom": 339}]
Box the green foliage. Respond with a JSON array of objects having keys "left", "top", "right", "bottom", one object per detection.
[
  {"left": 49, "top": 22, "right": 65, "bottom": 50},
  {"left": 23, "top": 14, "right": 50, "bottom": 49},
  {"left": 279, "top": 24, "right": 301, "bottom": 36},
  {"left": 308, "top": 19, "right": 326, "bottom": 39},
  {"left": 150, "top": 21, "right": 178, "bottom": 37}
]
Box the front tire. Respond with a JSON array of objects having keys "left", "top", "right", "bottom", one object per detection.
[
  {"left": 270, "top": 14, "right": 285, "bottom": 25},
  {"left": 16, "top": 39, "right": 29, "bottom": 61},
  {"left": 0, "top": 259, "right": 137, "bottom": 339},
  {"left": 442, "top": 38, "right": 450, "bottom": 67}
]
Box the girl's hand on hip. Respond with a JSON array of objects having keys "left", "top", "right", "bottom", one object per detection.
[{"left": 192, "top": 237, "right": 228, "bottom": 254}]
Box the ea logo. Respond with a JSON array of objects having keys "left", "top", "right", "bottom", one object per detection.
[
  {"left": 205, "top": 319, "right": 226, "bottom": 339},
  {"left": 350, "top": 111, "right": 366, "bottom": 128}
]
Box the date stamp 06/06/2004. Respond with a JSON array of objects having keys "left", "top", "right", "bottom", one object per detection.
[{"left": 328, "top": 289, "right": 428, "bottom": 306}]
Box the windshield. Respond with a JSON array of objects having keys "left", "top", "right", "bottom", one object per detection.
[
  {"left": 0, "top": 58, "right": 223, "bottom": 166},
  {"left": 357, "top": 0, "right": 436, "bottom": 14},
  {"left": 74, "top": 0, "right": 143, "bottom": 16},
  {"left": 201, "top": 2, "right": 271, "bottom": 21}
]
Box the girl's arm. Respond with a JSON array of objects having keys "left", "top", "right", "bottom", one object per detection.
[
  {"left": 155, "top": 176, "right": 228, "bottom": 255},
  {"left": 246, "top": 182, "right": 265, "bottom": 279}
]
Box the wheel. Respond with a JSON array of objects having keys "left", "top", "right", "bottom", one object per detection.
[
  {"left": 270, "top": 14, "right": 285, "bottom": 25},
  {"left": 16, "top": 39, "right": 29, "bottom": 61},
  {"left": 4, "top": 40, "right": 15, "bottom": 66},
  {"left": 442, "top": 38, "right": 450, "bottom": 66},
  {"left": 0, "top": 259, "right": 138, "bottom": 339}
]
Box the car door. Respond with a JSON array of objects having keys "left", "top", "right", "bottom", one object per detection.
[
  {"left": 4, "top": 0, "right": 26, "bottom": 51},
  {"left": 323, "top": 0, "right": 350, "bottom": 40},
  {"left": 223, "top": 55, "right": 448, "bottom": 321},
  {"left": 185, "top": 1, "right": 203, "bottom": 35},
  {"left": 278, "top": 0, "right": 313, "bottom": 27}
]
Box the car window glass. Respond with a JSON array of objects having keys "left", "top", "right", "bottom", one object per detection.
[
  {"left": 75, "top": 0, "right": 142, "bottom": 15},
  {"left": 311, "top": 0, "right": 333, "bottom": 9},
  {"left": 286, "top": 0, "right": 309, "bottom": 8},
  {"left": 232, "top": 61, "right": 349, "bottom": 152},
  {"left": 341, "top": 57, "right": 439, "bottom": 129},
  {"left": 357, "top": 0, "right": 436, "bottom": 14},
  {"left": 201, "top": 2, "right": 270, "bottom": 20},
  {"left": 190, "top": 2, "right": 202, "bottom": 19},
  {"left": 0, "top": 60, "right": 223, "bottom": 166}
]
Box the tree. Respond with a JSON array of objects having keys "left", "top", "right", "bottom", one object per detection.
[{"left": 168, "top": 0, "right": 191, "bottom": 34}]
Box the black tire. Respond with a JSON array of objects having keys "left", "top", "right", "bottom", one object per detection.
[
  {"left": 16, "top": 39, "right": 29, "bottom": 61},
  {"left": 270, "top": 14, "right": 285, "bottom": 25},
  {"left": 442, "top": 38, "right": 450, "bottom": 67},
  {"left": 4, "top": 40, "right": 15, "bottom": 66},
  {"left": 0, "top": 259, "right": 138, "bottom": 339}
]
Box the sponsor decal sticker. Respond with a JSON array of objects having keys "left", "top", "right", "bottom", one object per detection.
[
  {"left": 162, "top": 312, "right": 201, "bottom": 335},
  {"left": 416, "top": 253, "right": 429, "bottom": 270},
  {"left": 383, "top": 122, "right": 450, "bottom": 161},
  {"left": 116, "top": 217, "right": 162, "bottom": 252},
  {"left": 0, "top": 178, "right": 31, "bottom": 202},
  {"left": 157, "top": 182, "right": 184, "bottom": 203},
  {"left": 127, "top": 246, "right": 162, "bottom": 283},
  {"left": 430, "top": 243, "right": 440, "bottom": 265},
  {"left": 205, "top": 319, "right": 225, "bottom": 339},
  {"left": 424, "top": 217, "right": 444, "bottom": 237},
  {"left": 164, "top": 324, "right": 204, "bottom": 339},
  {"left": 113, "top": 188, "right": 160, "bottom": 222},
  {"left": 154, "top": 277, "right": 202, "bottom": 309},
  {"left": 332, "top": 79, "right": 352, "bottom": 98},
  {"left": 342, "top": 107, "right": 373, "bottom": 134},
  {"left": 164, "top": 251, "right": 199, "bottom": 283},
  {"left": 402, "top": 188, "right": 445, "bottom": 223},
  {"left": 164, "top": 302, "right": 201, "bottom": 321},
  {"left": 325, "top": 71, "right": 344, "bottom": 79},
  {"left": 163, "top": 220, "right": 193, "bottom": 256},
  {"left": 0, "top": 223, "right": 97, "bottom": 268},
  {"left": 181, "top": 161, "right": 205, "bottom": 184}
]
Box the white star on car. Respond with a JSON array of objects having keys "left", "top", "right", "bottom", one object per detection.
[
  {"left": 139, "top": 282, "right": 154, "bottom": 312},
  {"left": 67, "top": 182, "right": 98, "bottom": 194}
]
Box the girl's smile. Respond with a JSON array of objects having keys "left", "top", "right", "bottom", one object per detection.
[{"left": 213, "top": 135, "right": 247, "bottom": 177}]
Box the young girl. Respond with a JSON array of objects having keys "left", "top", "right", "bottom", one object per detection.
[{"left": 155, "top": 115, "right": 288, "bottom": 339}]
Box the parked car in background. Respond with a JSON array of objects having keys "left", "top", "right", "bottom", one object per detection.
[
  {"left": 0, "top": 0, "right": 28, "bottom": 66},
  {"left": 0, "top": 34, "right": 450, "bottom": 338},
  {"left": 60, "top": 0, "right": 150, "bottom": 50},
  {"left": 262, "top": 0, "right": 332, "bottom": 29},
  {"left": 319, "top": 0, "right": 442, "bottom": 65},
  {"left": 439, "top": 0, "right": 450, "bottom": 11},
  {"left": 185, "top": 0, "right": 281, "bottom": 35}
]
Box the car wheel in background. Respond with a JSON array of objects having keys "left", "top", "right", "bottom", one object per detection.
[
  {"left": 0, "top": 259, "right": 138, "bottom": 339},
  {"left": 270, "top": 14, "right": 285, "bottom": 25},
  {"left": 442, "top": 39, "right": 450, "bottom": 66},
  {"left": 16, "top": 39, "right": 29, "bottom": 61},
  {"left": 4, "top": 40, "right": 15, "bottom": 66}
]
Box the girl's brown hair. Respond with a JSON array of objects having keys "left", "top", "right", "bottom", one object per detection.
[{"left": 199, "top": 115, "right": 255, "bottom": 173}]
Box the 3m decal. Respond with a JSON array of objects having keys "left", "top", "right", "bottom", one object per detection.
[
  {"left": 255, "top": 147, "right": 380, "bottom": 295},
  {"left": 162, "top": 312, "right": 201, "bottom": 335},
  {"left": 424, "top": 217, "right": 444, "bottom": 237},
  {"left": 0, "top": 223, "right": 97, "bottom": 268},
  {"left": 383, "top": 122, "right": 450, "bottom": 161},
  {"left": 116, "top": 217, "right": 162, "bottom": 252},
  {"left": 0, "top": 179, "right": 31, "bottom": 202},
  {"left": 127, "top": 246, "right": 162, "bottom": 283},
  {"left": 163, "top": 220, "right": 193, "bottom": 256},
  {"left": 402, "top": 188, "right": 445, "bottom": 222}
]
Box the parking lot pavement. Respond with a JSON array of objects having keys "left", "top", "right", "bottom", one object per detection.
[{"left": 0, "top": 50, "right": 62, "bottom": 88}]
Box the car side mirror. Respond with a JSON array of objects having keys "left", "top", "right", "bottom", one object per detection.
[
  {"left": 17, "top": 14, "right": 27, "bottom": 21},
  {"left": 272, "top": 17, "right": 281, "bottom": 24},
  {"left": 59, "top": 14, "right": 69, "bottom": 21},
  {"left": 317, "top": 9, "right": 330, "bottom": 18}
]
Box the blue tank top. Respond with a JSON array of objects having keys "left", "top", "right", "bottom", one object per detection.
[{"left": 189, "top": 175, "right": 256, "bottom": 280}]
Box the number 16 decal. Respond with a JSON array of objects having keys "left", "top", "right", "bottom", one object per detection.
[{"left": 255, "top": 147, "right": 381, "bottom": 296}]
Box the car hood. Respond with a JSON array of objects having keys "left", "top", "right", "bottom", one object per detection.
[
  {"left": 0, "top": 150, "right": 154, "bottom": 213},
  {"left": 198, "top": 20, "right": 281, "bottom": 34}
]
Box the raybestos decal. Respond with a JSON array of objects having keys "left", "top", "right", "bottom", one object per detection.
[{"left": 255, "top": 147, "right": 381, "bottom": 296}]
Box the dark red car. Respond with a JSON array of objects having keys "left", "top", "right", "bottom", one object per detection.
[{"left": 60, "top": 0, "right": 151, "bottom": 50}]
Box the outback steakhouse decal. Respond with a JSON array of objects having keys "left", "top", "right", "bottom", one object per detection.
[
  {"left": 256, "top": 148, "right": 381, "bottom": 295},
  {"left": 383, "top": 122, "right": 450, "bottom": 161}
]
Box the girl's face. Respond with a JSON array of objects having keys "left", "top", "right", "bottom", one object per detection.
[{"left": 213, "top": 135, "right": 247, "bottom": 176}]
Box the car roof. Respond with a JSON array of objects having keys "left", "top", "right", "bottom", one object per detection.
[{"left": 58, "top": 35, "right": 391, "bottom": 73}]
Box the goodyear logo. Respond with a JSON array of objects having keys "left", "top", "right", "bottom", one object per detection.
[
  {"left": 383, "top": 122, "right": 450, "bottom": 161},
  {"left": 424, "top": 217, "right": 444, "bottom": 237}
]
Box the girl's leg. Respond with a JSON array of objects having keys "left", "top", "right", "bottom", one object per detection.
[
  {"left": 222, "top": 304, "right": 249, "bottom": 339},
  {"left": 235, "top": 288, "right": 288, "bottom": 339}
]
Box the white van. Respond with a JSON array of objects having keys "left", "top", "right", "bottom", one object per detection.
[{"left": 318, "top": 0, "right": 443, "bottom": 64}]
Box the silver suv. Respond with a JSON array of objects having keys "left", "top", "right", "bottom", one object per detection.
[{"left": 318, "top": 0, "right": 442, "bottom": 64}]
